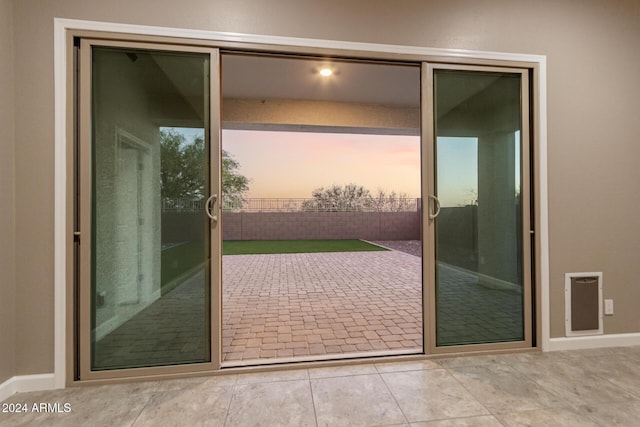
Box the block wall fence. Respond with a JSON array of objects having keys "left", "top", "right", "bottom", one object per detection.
[
  {"left": 221, "top": 211, "right": 420, "bottom": 241},
  {"left": 161, "top": 208, "right": 477, "bottom": 252}
]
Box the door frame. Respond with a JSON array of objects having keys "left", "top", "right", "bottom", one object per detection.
[
  {"left": 423, "top": 63, "right": 532, "bottom": 354},
  {"left": 76, "top": 38, "right": 222, "bottom": 381},
  {"left": 56, "top": 19, "right": 548, "bottom": 387}
]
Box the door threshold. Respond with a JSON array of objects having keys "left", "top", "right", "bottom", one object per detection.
[{"left": 221, "top": 348, "right": 422, "bottom": 368}]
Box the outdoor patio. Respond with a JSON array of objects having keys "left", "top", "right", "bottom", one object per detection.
[{"left": 222, "top": 244, "right": 423, "bottom": 362}]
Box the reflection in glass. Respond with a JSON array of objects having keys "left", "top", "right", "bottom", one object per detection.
[
  {"left": 434, "top": 70, "right": 524, "bottom": 346},
  {"left": 91, "top": 47, "right": 210, "bottom": 370}
]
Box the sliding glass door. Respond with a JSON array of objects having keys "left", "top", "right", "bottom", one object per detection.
[
  {"left": 73, "top": 37, "right": 535, "bottom": 381},
  {"left": 77, "top": 40, "right": 221, "bottom": 378},
  {"left": 424, "top": 64, "right": 532, "bottom": 351}
]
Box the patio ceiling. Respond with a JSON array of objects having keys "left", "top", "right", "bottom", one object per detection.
[{"left": 221, "top": 53, "right": 421, "bottom": 107}]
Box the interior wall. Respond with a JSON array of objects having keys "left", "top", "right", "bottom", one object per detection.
[
  {"left": 91, "top": 49, "right": 163, "bottom": 342},
  {"left": 0, "top": 0, "right": 15, "bottom": 384},
  {"left": 9, "top": 0, "right": 640, "bottom": 374}
]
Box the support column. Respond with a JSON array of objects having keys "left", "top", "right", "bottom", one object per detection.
[{"left": 477, "top": 130, "right": 519, "bottom": 286}]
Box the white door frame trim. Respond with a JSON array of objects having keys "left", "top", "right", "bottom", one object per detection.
[{"left": 53, "top": 17, "right": 550, "bottom": 388}]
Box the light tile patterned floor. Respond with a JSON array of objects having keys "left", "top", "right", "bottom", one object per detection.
[
  {"left": 3, "top": 347, "right": 640, "bottom": 426},
  {"left": 222, "top": 250, "right": 423, "bottom": 361}
]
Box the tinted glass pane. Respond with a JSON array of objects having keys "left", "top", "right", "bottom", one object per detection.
[
  {"left": 91, "top": 47, "right": 210, "bottom": 369},
  {"left": 434, "top": 70, "right": 524, "bottom": 346}
]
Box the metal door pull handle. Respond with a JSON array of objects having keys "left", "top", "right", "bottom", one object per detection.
[
  {"left": 205, "top": 194, "right": 218, "bottom": 222},
  {"left": 428, "top": 194, "right": 440, "bottom": 220}
]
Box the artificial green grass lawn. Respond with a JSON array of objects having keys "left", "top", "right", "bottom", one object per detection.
[{"left": 222, "top": 239, "right": 388, "bottom": 255}]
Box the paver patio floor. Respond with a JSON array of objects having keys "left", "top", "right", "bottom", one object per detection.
[{"left": 222, "top": 249, "right": 423, "bottom": 362}]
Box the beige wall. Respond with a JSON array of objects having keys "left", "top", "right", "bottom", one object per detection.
[
  {"left": 0, "top": 0, "right": 15, "bottom": 384},
  {"left": 8, "top": 0, "right": 640, "bottom": 374}
]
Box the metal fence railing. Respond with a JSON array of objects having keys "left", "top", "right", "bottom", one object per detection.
[
  {"left": 162, "top": 198, "right": 205, "bottom": 212},
  {"left": 225, "top": 198, "right": 420, "bottom": 212}
]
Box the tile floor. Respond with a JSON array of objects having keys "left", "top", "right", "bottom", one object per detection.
[{"left": 3, "top": 346, "right": 640, "bottom": 426}]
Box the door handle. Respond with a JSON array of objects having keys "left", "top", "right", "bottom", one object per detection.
[
  {"left": 428, "top": 194, "right": 440, "bottom": 220},
  {"left": 205, "top": 194, "right": 218, "bottom": 222}
]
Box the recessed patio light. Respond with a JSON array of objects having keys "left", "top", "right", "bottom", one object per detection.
[{"left": 319, "top": 67, "right": 333, "bottom": 77}]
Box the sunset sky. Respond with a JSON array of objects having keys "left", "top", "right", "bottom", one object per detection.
[
  {"left": 222, "top": 130, "right": 422, "bottom": 199},
  {"left": 171, "top": 127, "right": 482, "bottom": 207}
]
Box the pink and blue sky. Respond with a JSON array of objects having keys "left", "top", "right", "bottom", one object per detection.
[
  {"left": 222, "top": 130, "right": 422, "bottom": 199},
  {"left": 171, "top": 127, "right": 483, "bottom": 206}
]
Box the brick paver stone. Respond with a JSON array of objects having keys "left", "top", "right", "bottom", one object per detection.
[{"left": 222, "top": 249, "right": 423, "bottom": 361}]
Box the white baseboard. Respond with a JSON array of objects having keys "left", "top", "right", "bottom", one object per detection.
[
  {"left": 546, "top": 332, "right": 640, "bottom": 352},
  {"left": 94, "top": 315, "right": 120, "bottom": 341},
  {"left": 0, "top": 373, "right": 57, "bottom": 402}
]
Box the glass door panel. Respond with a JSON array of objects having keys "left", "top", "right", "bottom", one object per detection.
[
  {"left": 81, "top": 43, "right": 216, "bottom": 372},
  {"left": 430, "top": 67, "right": 531, "bottom": 348}
]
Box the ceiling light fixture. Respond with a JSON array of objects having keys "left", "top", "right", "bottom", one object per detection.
[{"left": 319, "top": 67, "right": 333, "bottom": 77}]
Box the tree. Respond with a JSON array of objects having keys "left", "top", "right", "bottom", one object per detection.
[
  {"left": 302, "top": 184, "right": 417, "bottom": 212},
  {"left": 160, "top": 129, "right": 205, "bottom": 205},
  {"left": 301, "top": 183, "right": 373, "bottom": 211},
  {"left": 160, "top": 128, "right": 249, "bottom": 210},
  {"left": 221, "top": 148, "right": 249, "bottom": 209},
  {"left": 371, "top": 189, "right": 414, "bottom": 212}
]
